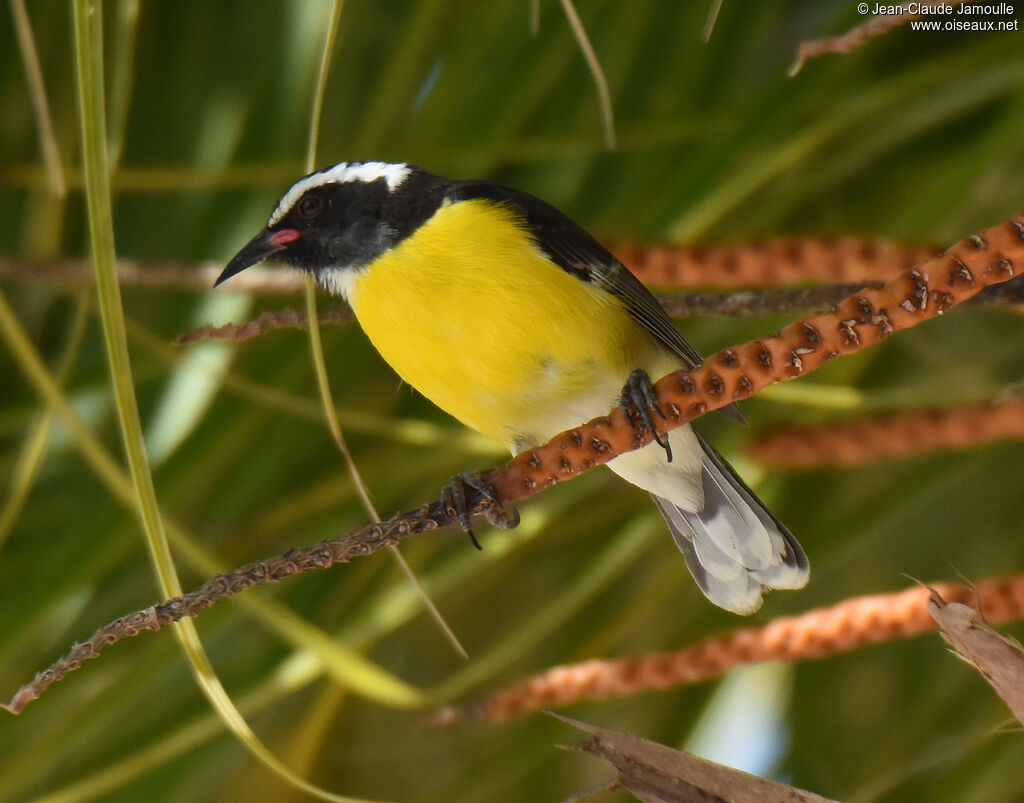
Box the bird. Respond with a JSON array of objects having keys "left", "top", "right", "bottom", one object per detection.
[{"left": 217, "top": 161, "right": 809, "bottom": 614}]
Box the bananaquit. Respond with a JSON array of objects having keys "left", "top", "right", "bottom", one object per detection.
[{"left": 218, "top": 161, "right": 808, "bottom": 614}]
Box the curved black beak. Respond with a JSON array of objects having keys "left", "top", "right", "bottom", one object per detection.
[{"left": 215, "top": 228, "right": 301, "bottom": 287}]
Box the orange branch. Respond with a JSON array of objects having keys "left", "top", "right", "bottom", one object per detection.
[
  {"left": 749, "top": 399, "right": 1024, "bottom": 468},
  {"left": 476, "top": 573, "right": 1024, "bottom": 720},
  {"left": 488, "top": 215, "right": 1024, "bottom": 504},
  {"left": 5, "top": 214, "right": 1022, "bottom": 714},
  {"left": 1, "top": 237, "right": 938, "bottom": 293},
  {"left": 608, "top": 236, "right": 936, "bottom": 288}
]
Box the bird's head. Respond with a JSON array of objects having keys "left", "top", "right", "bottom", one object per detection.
[{"left": 217, "top": 161, "right": 436, "bottom": 297}]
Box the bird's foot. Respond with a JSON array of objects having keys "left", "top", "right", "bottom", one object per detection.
[
  {"left": 619, "top": 368, "right": 673, "bottom": 462},
  {"left": 440, "top": 472, "right": 521, "bottom": 550}
]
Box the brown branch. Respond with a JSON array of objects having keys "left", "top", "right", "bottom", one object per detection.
[
  {"left": 0, "top": 256, "right": 306, "bottom": 294},
  {"left": 1, "top": 236, "right": 937, "bottom": 294},
  {"left": 4, "top": 212, "right": 1021, "bottom": 714},
  {"left": 172, "top": 306, "right": 354, "bottom": 345},
  {"left": 473, "top": 573, "right": 1024, "bottom": 720},
  {"left": 176, "top": 286, "right": 885, "bottom": 345},
  {"left": 174, "top": 285, "right": 887, "bottom": 345},
  {"left": 663, "top": 279, "right": 1024, "bottom": 317},
  {"left": 749, "top": 398, "right": 1024, "bottom": 468},
  {"left": 173, "top": 279, "right": 1023, "bottom": 345},
  {"left": 608, "top": 236, "right": 937, "bottom": 288},
  {"left": 1, "top": 500, "right": 460, "bottom": 714},
  {"left": 788, "top": 6, "right": 921, "bottom": 77}
]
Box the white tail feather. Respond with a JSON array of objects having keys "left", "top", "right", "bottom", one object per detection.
[{"left": 653, "top": 432, "right": 808, "bottom": 615}]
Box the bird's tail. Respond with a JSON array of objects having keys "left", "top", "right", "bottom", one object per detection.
[{"left": 651, "top": 432, "right": 808, "bottom": 615}]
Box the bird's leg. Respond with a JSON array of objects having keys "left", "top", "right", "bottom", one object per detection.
[
  {"left": 619, "top": 368, "right": 673, "bottom": 463},
  {"left": 440, "top": 472, "right": 521, "bottom": 550}
]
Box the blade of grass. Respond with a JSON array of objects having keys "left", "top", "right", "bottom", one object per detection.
[
  {"left": 559, "top": 0, "right": 616, "bottom": 150},
  {"left": 300, "top": 0, "right": 467, "bottom": 658},
  {"left": 666, "top": 121, "right": 838, "bottom": 240},
  {"left": 130, "top": 315, "right": 498, "bottom": 452},
  {"left": 105, "top": 0, "right": 139, "bottom": 168},
  {"left": 702, "top": 0, "right": 724, "bottom": 41},
  {"left": 350, "top": 0, "right": 453, "bottom": 155},
  {"left": 28, "top": 650, "right": 360, "bottom": 803},
  {"left": 9, "top": 0, "right": 65, "bottom": 197},
  {"left": 428, "top": 513, "right": 659, "bottom": 702},
  {"left": 0, "top": 296, "right": 88, "bottom": 551},
  {"left": 70, "top": 4, "right": 376, "bottom": 799},
  {"left": 0, "top": 287, "right": 423, "bottom": 709}
]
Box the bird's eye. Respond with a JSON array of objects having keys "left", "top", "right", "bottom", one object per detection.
[{"left": 297, "top": 195, "right": 323, "bottom": 219}]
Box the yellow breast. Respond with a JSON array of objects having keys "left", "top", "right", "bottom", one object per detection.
[{"left": 346, "top": 199, "right": 670, "bottom": 449}]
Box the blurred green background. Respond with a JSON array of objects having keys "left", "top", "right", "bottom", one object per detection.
[{"left": 1, "top": 1, "right": 1023, "bottom": 801}]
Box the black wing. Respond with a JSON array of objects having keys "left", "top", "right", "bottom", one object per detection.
[{"left": 447, "top": 180, "right": 706, "bottom": 370}]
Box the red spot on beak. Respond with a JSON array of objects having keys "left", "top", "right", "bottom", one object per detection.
[
  {"left": 216, "top": 227, "right": 303, "bottom": 287},
  {"left": 269, "top": 228, "right": 301, "bottom": 245}
]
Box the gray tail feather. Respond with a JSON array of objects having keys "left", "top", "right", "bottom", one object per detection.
[{"left": 652, "top": 432, "right": 808, "bottom": 615}]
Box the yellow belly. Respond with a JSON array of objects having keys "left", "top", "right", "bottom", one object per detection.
[{"left": 346, "top": 199, "right": 675, "bottom": 449}]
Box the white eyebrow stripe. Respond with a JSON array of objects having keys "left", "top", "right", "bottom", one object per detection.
[{"left": 268, "top": 161, "right": 411, "bottom": 226}]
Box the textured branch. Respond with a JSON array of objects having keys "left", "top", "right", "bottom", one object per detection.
[
  {"left": 749, "top": 398, "right": 1024, "bottom": 468},
  {"left": 0, "top": 236, "right": 937, "bottom": 293},
  {"left": 0, "top": 256, "right": 306, "bottom": 294},
  {"left": 608, "top": 235, "right": 936, "bottom": 288},
  {"left": 473, "top": 573, "right": 1024, "bottom": 720},
  {"left": 788, "top": 6, "right": 921, "bottom": 77},
  {"left": 172, "top": 306, "right": 354, "bottom": 345},
  {"left": 486, "top": 215, "right": 1024, "bottom": 504},
  {"left": 174, "top": 275, "right": 1021, "bottom": 345},
  {"left": 173, "top": 276, "right": 1022, "bottom": 344},
  {"left": 4, "top": 213, "right": 1021, "bottom": 714},
  {"left": 662, "top": 278, "right": 1024, "bottom": 317},
  {"left": 1, "top": 500, "right": 456, "bottom": 714},
  {"left": 174, "top": 285, "right": 887, "bottom": 345}
]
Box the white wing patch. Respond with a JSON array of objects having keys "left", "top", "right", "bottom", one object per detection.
[{"left": 268, "top": 161, "right": 411, "bottom": 226}]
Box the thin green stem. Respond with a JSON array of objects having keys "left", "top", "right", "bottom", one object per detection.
[
  {"left": 9, "top": 0, "right": 66, "bottom": 196},
  {"left": 0, "top": 287, "right": 422, "bottom": 708},
  {"left": 305, "top": 0, "right": 344, "bottom": 174},
  {"left": 560, "top": 0, "right": 616, "bottom": 150},
  {"left": 105, "top": 0, "right": 140, "bottom": 168},
  {"left": 300, "top": 0, "right": 467, "bottom": 658},
  {"left": 0, "top": 296, "right": 88, "bottom": 551},
  {"left": 71, "top": 3, "right": 368, "bottom": 799}
]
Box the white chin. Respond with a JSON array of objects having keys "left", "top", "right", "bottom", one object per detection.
[{"left": 318, "top": 267, "right": 361, "bottom": 301}]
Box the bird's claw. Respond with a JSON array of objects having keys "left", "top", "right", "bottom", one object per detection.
[
  {"left": 440, "top": 472, "right": 520, "bottom": 550},
  {"left": 619, "top": 368, "right": 673, "bottom": 462}
]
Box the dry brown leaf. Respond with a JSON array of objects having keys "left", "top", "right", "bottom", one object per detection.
[
  {"left": 928, "top": 587, "right": 1024, "bottom": 725},
  {"left": 552, "top": 712, "right": 838, "bottom": 803}
]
